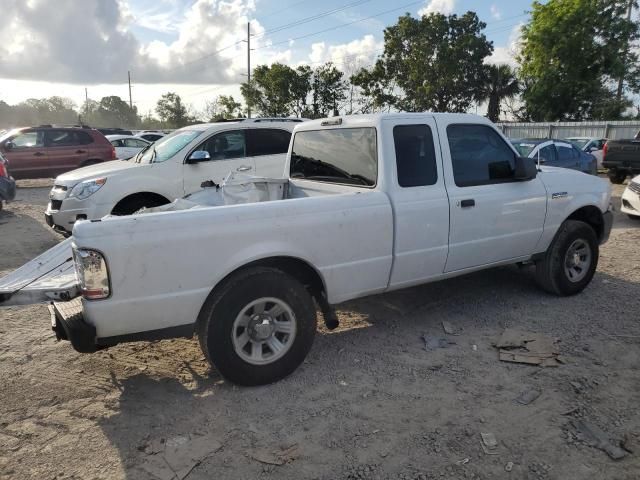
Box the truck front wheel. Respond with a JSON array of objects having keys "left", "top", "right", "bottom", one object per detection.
[
  {"left": 197, "top": 267, "right": 317, "bottom": 386},
  {"left": 535, "top": 220, "right": 598, "bottom": 296}
]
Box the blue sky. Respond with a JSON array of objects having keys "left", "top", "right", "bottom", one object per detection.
[{"left": 0, "top": 0, "right": 537, "bottom": 114}]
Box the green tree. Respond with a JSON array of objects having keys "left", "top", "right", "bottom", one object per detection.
[
  {"left": 204, "top": 95, "right": 243, "bottom": 121},
  {"left": 479, "top": 64, "right": 520, "bottom": 122},
  {"left": 311, "top": 63, "right": 348, "bottom": 117},
  {"left": 156, "top": 92, "right": 190, "bottom": 127},
  {"left": 241, "top": 63, "right": 298, "bottom": 117},
  {"left": 354, "top": 12, "right": 493, "bottom": 113},
  {"left": 518, "top": 0, "right": 639, "bottom": 121}
]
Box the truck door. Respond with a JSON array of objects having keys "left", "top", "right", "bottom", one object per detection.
[
  {"left": 383, "top": 117, "right": 450, "bottom": 288},
  {"left": 443, "top": 123, "right": 547, "bottom": 272}
]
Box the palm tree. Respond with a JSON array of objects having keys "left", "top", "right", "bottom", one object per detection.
[{"left": 480, "top": 64, "right": 520, "bottom": 122}]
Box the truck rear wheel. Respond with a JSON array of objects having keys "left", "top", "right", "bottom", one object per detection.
[
  {"left": 535, "top": 220, "right": 598, "bottom": 296},
  {"left": 197, "top": 267, "right": 317, "bottom": 386},
  {"left": 608, "top": 170, "right": 626, "bottom": 184}
]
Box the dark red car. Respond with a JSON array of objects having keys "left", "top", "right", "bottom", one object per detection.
[{"left": 0, "top": 126, "right": 116, "bottom": 179}]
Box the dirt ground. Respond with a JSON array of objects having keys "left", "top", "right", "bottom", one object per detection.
[{"left": 0, "top": 179, "right": 638, "bottom": 480}]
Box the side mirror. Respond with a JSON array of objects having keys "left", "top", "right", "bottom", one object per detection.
[
  {"left": 186, "top": 150, "right": 210, "bottom": 164},
  {"left": 514, "top": 156, "right": 538, "bottom": 181},
  {"left": 4, "top": 141, "right": 15, "bottom": 151}
]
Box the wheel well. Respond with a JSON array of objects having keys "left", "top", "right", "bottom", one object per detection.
[
  {"left": 218, "top": 257, "right": 326, "bottom": 300},
  {"left": 567, "top": 206, "right": 604, "bottom": 241},
  {"left": 111, "top": 192, "right": 171, "bottom": 215}
]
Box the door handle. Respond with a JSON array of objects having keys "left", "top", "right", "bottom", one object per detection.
[
  {"left": 76, "top": 150, "right": 87, "bottom": 154},
  {"left": 460, "top": 199, "right": 475, "bottom": 208},
  {"left": 34, "top": 152, "right": 45, "bottom": 157},
  {"left": 236, "top": 165, "right": 252, "bottom": 172}
]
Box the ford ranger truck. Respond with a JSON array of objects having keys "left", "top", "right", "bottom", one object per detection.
[{"left": 0, "top": 113, "right": 613, "bottom": 386}]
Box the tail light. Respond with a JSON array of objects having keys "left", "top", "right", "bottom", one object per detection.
[
  {"left": 0, "top": 162, "right": 6, "bottom": 178},
  {"left": 602, "top": 142, "right": 608, "bottom": 161},
  {"left": 73, "top": 248, "right": 110, "bottom": 300},
  {"left": 110, "top": 145, "right": 117, "bottom": 160}
]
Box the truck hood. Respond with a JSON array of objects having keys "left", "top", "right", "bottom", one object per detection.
[
  {"left": 538, "top": 166, "right": 611, "bottom": 211},
  {"left": 55, "top": 160, "right": 141, "bottom": 186}
]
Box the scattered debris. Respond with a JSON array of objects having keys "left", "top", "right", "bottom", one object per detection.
[
  {"left": 421, "top": 334, "right": 456, "bottom": 351},
  {"left": 622, "top": 433, "right": 637, "bottom": 453},
  {"left": 442, "top": 321, "right": 461, "bottom": 336},
  {"left": 515, "top": 389, "right": 541, "bottom": 405},
  {"left": 472, "top": 344, "right": 478, "bottom": 351},
  {"left": 495, "top": 329, "right": 560, "bottom": 367},
  {"left": 561, "top": 406, "right": 580, "bottom": 416},
  {"left": 570, "top": 420, "right": 628, "bottom": 460},
  {"left": 570, "top": 381, "right": 584, "bottom": 394},
  {"left": 250, "top": 444, "right": 299, "bottom": 466},
  {"left": 455, "top": 457, "right": 470, "bottom": 465},
  {"left": 505, "top": 461, "right": 514, "bottom": 472},
  {"left": 339, "top": 380, "right": 348, "bottom": 386},
  {"left": 480, "top": 432, "right": 500, "bottom": 455}
]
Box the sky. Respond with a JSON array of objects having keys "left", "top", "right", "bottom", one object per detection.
[{"left": 0, "top": 0, "right": 532, "bottom": 116}]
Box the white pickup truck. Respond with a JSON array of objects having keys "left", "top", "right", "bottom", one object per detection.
[{"left": 0, "top": 113, "right": 613, "bottom": 386}]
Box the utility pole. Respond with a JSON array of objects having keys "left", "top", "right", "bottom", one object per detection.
[
  {"left": 247, "top": 22, "right": 251, "bottom": 119},
  {"left": 616, "top": 0, "right": 634, "bottom": 102},
  {"left": 85, "top": 87, "right": 88, "bottom": 105},
  {"left": 128, "top": 70, "right": 133, "bottom": 109}
]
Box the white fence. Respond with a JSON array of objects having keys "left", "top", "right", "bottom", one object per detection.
[{"left": 496, "top": 121, "right": 640, "bottom": 140}]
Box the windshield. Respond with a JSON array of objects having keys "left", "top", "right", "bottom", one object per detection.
[
  {"left": 511, "top": 141, "right": 536, "bottom": 157},
  {"left": 567, "top": 138, "right": 589, "bottom": 149},
  {"left": 138, "top": 130, "right": 203, "bottom": 163},
  {"left": 290, "top": 128, "right": 377, "bottom": 187}
]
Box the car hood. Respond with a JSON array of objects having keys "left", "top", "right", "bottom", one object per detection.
[{"left": 54, "top": 160, "right": 141, "bottom": 185}]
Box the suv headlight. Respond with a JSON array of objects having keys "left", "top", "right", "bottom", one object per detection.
[
  {"left": 73, "top": 248, "right": 110, "bottom": 300},
  {"left": 69, "top": 178, "right": 107, "bottom": 200}
]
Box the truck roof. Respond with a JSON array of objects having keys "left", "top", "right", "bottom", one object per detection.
[{"left": 294, "top": 112, "right": 493, "bottom": 132}]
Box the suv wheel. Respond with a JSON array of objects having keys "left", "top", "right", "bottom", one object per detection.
[
  {"left": 197, "top": 267, "right": 317, "bottom": 386},
  {"left": 608, "top": 170, "right": 626, "bottom": 184},
  {"left": 535, "top": 220, "right": 598, "bottom": 296}
]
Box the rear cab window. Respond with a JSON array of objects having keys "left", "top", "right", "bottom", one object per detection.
[
  {"left": 290, "top": 128, "right": 377, "bottom": 187},
  {"left": 393, "top": 125, "right": 437, "bottom": 187}
]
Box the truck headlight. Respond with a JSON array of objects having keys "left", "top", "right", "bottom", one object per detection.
[
  {"left": 69, "top": 178, "right": 107, "bottom": 200},
  {"left": 73, "top": 248, "right": 110, "bottom": 300}
]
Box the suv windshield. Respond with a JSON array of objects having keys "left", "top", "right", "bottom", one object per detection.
[
  {"left": 138, "top": 130, "right": 203, "bottom": 163},
  {"left": 290, "top": 128, "right": 377, "bottom": 186}
]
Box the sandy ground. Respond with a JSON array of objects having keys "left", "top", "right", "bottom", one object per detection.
[{"left": 0, "top": 178, "right": 638, "bottom": 480}]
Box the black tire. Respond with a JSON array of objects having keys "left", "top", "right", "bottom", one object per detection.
[
  {"left": 111, "top": 195, "right": 168, "bottom": 215},
  {"left": 197, "top": 267, "right": 317, "bottom": 386},
  {"left": 608, "top": 170, "right": 626, "bottom": 184},
  {"left": 535, "top": 220, "right": 598, "bottom": 296}
]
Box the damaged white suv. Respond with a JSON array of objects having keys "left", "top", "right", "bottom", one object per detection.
[{"left": 2, "top": 113, "right": 613, "bottom": 386}]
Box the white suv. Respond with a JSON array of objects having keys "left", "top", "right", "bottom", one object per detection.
[{"left": 45, "top": 120, "right": 298, "bottom": 234}]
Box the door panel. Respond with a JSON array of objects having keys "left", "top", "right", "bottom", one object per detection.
[
  {"left": 383, "top": 118, "right": 450, "bottom": 288},
  {"left": 183, "top": 130, "right": 255, "bottom": 194},
  {"left": 247, "top": 128, "right": 292, "bottom": 178},
  {"left": 45, "top": 130, "right": 89, "bottom": 176},
  {"left": 443, "top": 124, "right": 547, "bottom": 272},
  {"left": 2, "top": 130, "right": 47, "bottom": 179}
]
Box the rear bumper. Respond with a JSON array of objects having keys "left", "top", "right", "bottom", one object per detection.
[
  {"left": 49, "top": 298, "right": 195, "bottom": 353},
  {"left": 0, "top": 176, "right": 16, "bottom": 201}
]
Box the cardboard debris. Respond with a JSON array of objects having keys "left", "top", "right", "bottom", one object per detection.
[
  {"left": 421, "top": 334, "right": 456, "bottom": 351},
  {"left": 515, "top": 389, "right": 542, "bottom": 405},
  {"left": 495, "top": 329, "right": 560, "bottom": 367},
  {"left": 250, "top": 444, "right": 299, "bottom": 466},
  {"left": 442, "top": 321, "right": 461, "bottom": 336},
  {"left": 571, "top": 419, "right": 628, "bottom": 460},
  {"left": 480, "top": 432, "right": 500, "bottom": 455}
]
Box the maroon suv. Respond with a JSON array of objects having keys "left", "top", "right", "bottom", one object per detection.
[{"left": 0, "top": 126, "right": 116, "bottom": 179}]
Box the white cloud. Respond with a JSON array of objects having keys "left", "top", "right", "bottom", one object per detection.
[
  {"left": 490, "top": 4, "right": 501, "bottom": 20},
  {"left": 306, "top": 35, "right": 383, "bottom": 72},
  {"left": 486, "top": 22, "right": 524, "bottom": 68},
  {"left": 0, "top": 0, "right": 274, "bottom": 85},
  {"left": 418, "top": 0, "right": 456, "bottom": 16}
]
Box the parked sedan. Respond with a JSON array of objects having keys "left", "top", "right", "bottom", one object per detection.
[
  {"left": 107, "top": 135, "right": 151, "bottom": 160},
  {"left": 621, "top": 174, "right": 640, "bottom": 220},
  {"left": 511, "top": 138, "right": 597, "bottom": 175},
  {"left": 565, "top": 137, "right": 607, "bottom": 170}
]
